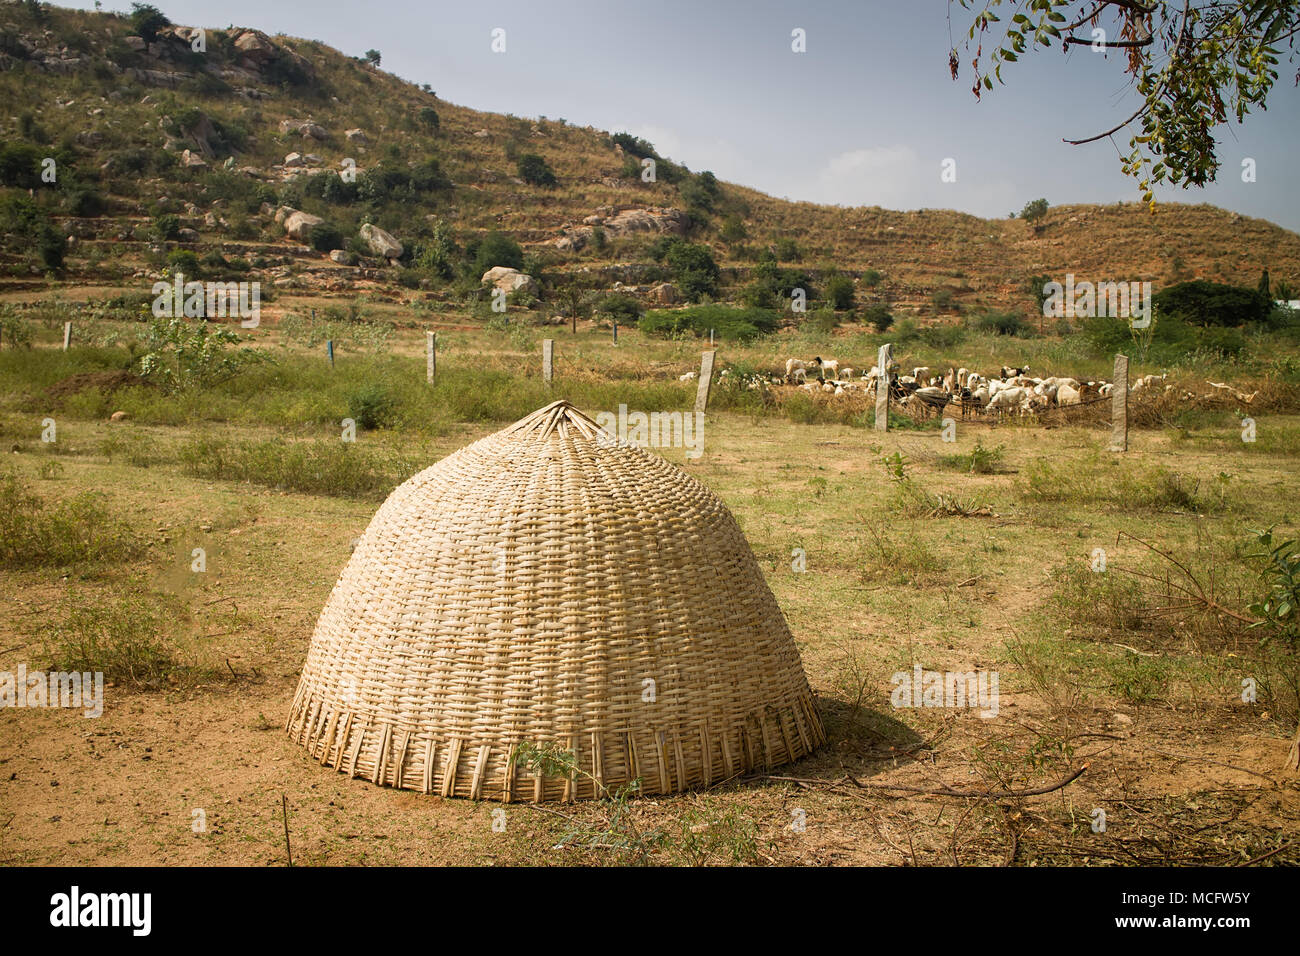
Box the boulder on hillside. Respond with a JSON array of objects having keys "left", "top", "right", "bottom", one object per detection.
[
  {"left": 284, "top": 152, "right": 306, "bottom": 167},
  {"left": 180, "top": 149, "right": 207, "bottom": 168},
  {"left": 603, "top": 206, "right": 687, "bottom": 237},
  {"left": 649, "top": 282, "right": 680, "bottom": 306},
  {"left": 282, "top": 209, "right": 324, "bottom": 241},
  {"left": 329, "top": 249, "right": 358, "bottom": 266},
  {"left": 299, "top": 122, "right": 328, "bottom": 141},
  {"left": 124, "top": 36, "right": 146, "bottom": 51},
  {"left": 345, "top": 128, "right": 368, "bottom": 143},
  {"left": 481, "top": 267, "right": 539, "bottom": 295},
  {"left": 234, "top": 30, "right": 276, "bottom": 61},
  {"left": 359, "top": 223, "right": 403, "bottom": 259},
  {"left": 556, "top": 230, "right": 592, "bottom": 253}
]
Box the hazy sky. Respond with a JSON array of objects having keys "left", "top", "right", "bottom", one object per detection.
[{"left": 68, "top": 1, "right": 1300, "bottom": 230}]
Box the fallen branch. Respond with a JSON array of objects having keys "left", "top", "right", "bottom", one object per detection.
[
  {"left": 1236, "top": 841, "right": 1296, "bottom": 867},
  {"left": 764, "top": 764, "right": 1088, "bottom": 800}
]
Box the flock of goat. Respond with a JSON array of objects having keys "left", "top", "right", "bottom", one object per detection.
[{"left": 682, "top": 356, "right": 1177, "bottom": 418}]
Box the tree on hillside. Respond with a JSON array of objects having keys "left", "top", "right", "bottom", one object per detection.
[
  {"left": 517, "top": 153, "right": 557, "bottom": 187},
  {"left": 1019, "top": 197, "right": 1049, "bottom": 222},
  {"left": 364, "top": 49, "right": 381, "bottom": 67},
  {"left": 950, "top": 1, "right": 1300, "bottom": 208},
  {"left": 472, "top": 231, "right": 524, "bottom": 275},
  {"left": 129, "top": 3, "right": 170, "bottom": 43}
]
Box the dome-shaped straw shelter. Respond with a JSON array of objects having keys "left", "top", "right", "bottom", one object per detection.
[{"left": 287, "top": 400, "right": 824, "bottom": 801}]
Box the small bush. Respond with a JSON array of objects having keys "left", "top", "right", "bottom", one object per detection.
[
  {"left": 773, "top": 238, "right": 801, "bottom": 262},
  {"left": 178, "top": 437, "right": 420, "bottom": 499},
  {"left": 639, "top": 304, "right": 777, "bottom": 343},
  {"left": 1019, "top": 198, "right": 1049, "bottom": 223},
  {"left": 863, "top": 304, "right": 894, "bottom": 332},
  {"left": 152, "top": 213, "right": 181, "bottom": 241},
  {"left": 593, "top": 293, "right": 642, "bottom": 323},
  {"left": 472, "top": 230, "right": 524, "bottom": 274},
  {"left": 347, "top": 383, "right": 397, "bottom": 430},
  {"left": 0, "top": 470, "right": 143, "bottom": 568},
  {"left": 824, "top": 273, "right": 855, "bottom": 310},
  {"left": 42, "top": 590, "right": 194, "bottom": 688},
  {"left": 973, "top": 310, "right": 1031, "bottom": 337},
  {"left": 517, "top": 153, "right": 557, "bottom": 187},
  {"left": 308, "top": 221, "right": 344, "bottom": 252},
  {"left": 937, "top": 440, "right": 1005, "bottom": 474}
]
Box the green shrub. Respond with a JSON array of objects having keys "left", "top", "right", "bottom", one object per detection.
[
  {"left": 42, "top": 590, "right": 193, "bottom": 688},
  {"left": 932, "top": 288, "right": 957, "bottom": 312},
  {"left": 137, "top": 316, "right": 260, "bottom": 393},
  {"left": 0, "top": 141, "right": 44, "bottom": 188},
  {"left": 805, "top": 308, "right": 840, "bottom": 334},
  {"left": 129, "top": 3, "right": 171, "bottom": 43},
  {"left": 1154, "top": 279, "right": 1272, "bottom": 327},
  {"left": 347, "top": 383, "right": 396, "bottom": 430},
  {"left": 639, "top": 304, "right": 777, "bottom": 343},
  {"left": 611, "top": 132, "right": 657, "bottom": 158},
  {"left": 863, "top": 304, "right": 894, "bottom": 332},
  {"left": 661, "top": 240, "right": 719, "bottom": 302},
  {"left": 178, "top": 437, "right": 420, "bottom": 499},
  {"left": 517, "top": 153, "right": 557, "bottom": 187},
  {"left": 0, "top": 194, "right": 65, "bottom": 269},
  {"left": 824, "top": 273, "right": 855, "bottom": 310},
  {"left": 0, "top": 470, "right": 143, "bottom": 569},
  {"left": 472, "top": 230, "right": 524, "bottom": 274},
  {"left": 152, "top": 212, "right": 181, "bottom": 241},
  {"left": 919, "top": 323, "right": 965, "bottom": 348},
  {"left": 165, "top": 249, "right": 201, "bottom": 278},
  {"left": 309, "top": 221, "right": 344, "bottom": 252},
  {"left": 973, "top": 310, "right": 1030, "bottom": 336},
  {"left": 0, "top": 306, "right": 34, "bottom": 348},
  {"left": 719, "top": 215, "right": 747, "bottom": 244},
  {"left": 774, "top": 238, "right": 801, "bottom": 262},
  {"left": 593, "top": 293, "right": 642, "bottom": 322},
  {"left": 1019, "top": 197, "right": 1049, "bottom": 223}
]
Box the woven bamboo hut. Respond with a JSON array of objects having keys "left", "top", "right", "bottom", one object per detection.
[{"left": 286, "top": 400, "right": 824, "bottom": 801}]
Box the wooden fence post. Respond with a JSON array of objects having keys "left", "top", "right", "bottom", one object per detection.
[
  {"left": 874, "top": 343, "right": 892, "bottom": 431},
  {"left": 1109, "top": 353, "right": 1129, "bottom": 452},
  {"left": 327, "top": 339, "right": 335, "bottom": 368},
  {"left": 612, "top": 320, "right": 618, "bottom": 346},
  {"left": 426, "top": 331, "right": 436, "bottom": 384},
  {"left": 694, "top": 350, "right": 716, "bottom": 414},
  {"left": 62, "top": 321, "right": 72, "bottom": 351},
  {"left": 543, "top": 338, "right": 554, "bottom": 384}
]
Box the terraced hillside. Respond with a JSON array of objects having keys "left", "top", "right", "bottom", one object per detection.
[{"left": 2, "top": 2, "right": 1300, "bottom": 320}]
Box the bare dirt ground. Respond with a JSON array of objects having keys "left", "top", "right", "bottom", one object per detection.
[{"left": 3, "top": 411, "right": 1298, "bottom": 866}]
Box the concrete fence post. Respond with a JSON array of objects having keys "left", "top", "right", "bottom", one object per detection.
[
  {"left": 694, "top": 350, "right": 716, "bottom": 414},
  {"left": 874, "top": 343, "right": 892, "bottom": 431},
  {"left": 1109, "top": 353, "right": 1129, "bottom": 452}
]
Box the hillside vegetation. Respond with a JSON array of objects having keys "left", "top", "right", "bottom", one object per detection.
[{"left": 2, "top": 1, "right": 1299, "bottom": 325}]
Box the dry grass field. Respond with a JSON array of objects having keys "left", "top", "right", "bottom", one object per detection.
[{"left": 2, "top": 315, "right": 1297, "bottom": 867}]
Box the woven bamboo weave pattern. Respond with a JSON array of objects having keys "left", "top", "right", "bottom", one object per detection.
[{"left": 287, "top": 400, "right": 825, "bottom": 801}]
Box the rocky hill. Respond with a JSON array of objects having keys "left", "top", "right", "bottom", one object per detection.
[{"left": 2, "top": 1, "right": 1298, "bottom": 321}]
